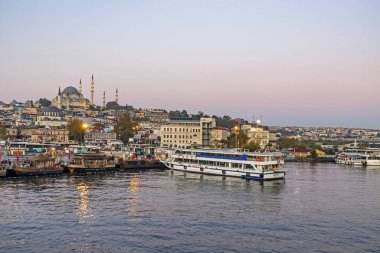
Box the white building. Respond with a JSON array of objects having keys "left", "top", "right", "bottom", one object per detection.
[
  {"left": 247, "top": 126, "right": 270, "bottom": 149},
  {"left": 160, "top": 117, "right": 216, "bottom": 148}
]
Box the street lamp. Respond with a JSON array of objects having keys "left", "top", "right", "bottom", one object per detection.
[
  {"left": 234, "top": 125, "right": 239, "bottom": 148},
  {"left": 81, "top": 122, "right": 89, "bottom": 145}
]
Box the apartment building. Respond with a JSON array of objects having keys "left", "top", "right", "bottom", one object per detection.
[{"left": 160, "top": 117, "right": 216, "bottom": 148}]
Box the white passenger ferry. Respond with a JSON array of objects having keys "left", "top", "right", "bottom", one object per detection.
[
  {"left": 336, "top": 153, "right": 363, "bottom": 166},
  {"left": 336, "top": 148, "right": 380, "bottom": 166},
  {"left": 362, "top": 153, "right": 380, "bottom": 166},
  {"left": 165, "top": 149, "right": 286, "bottom": 181}
]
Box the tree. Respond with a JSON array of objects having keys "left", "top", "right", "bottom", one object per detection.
[
  {"left": 309, "top": 150, "right": 318, "bottom": 159},
  {"left": 0, "top": 126, "right": 7, "bottom": 140},
  {"left": 227, "top": 132, "right": 249, "bottom": 148},
  {"left": 37, "top": 98, "right": 51, "bottom": 107},
  {"left": 114, "top": 113, "right": 134, "bottom": 143},
  {"left": 242, "top": 141, "right": 261, "bottom": 152},
  {"left": 67, "top": 119, "right": 86, "bottom": 142}
]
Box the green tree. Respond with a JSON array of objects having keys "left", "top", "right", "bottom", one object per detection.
[
  {"left": 114, "top": 113, "right": 134, "bottom": 143},
  {"left": 242, "top": 141, "right": 261, "bottom": 152},
  {"left": 309, "top": 150, "right": 318, "bottom": 159},
  {"left": 37, "top": 98, "right": 51, "bottom": 107},
  {"left": 0, "top": 126, "right": 7, "bottom": 140},
  {"left": 227, "top": 132, "right": 249, "bottom": 148},
  {"left": 67, "top": 119, "right": 86, "bottom": 142}
]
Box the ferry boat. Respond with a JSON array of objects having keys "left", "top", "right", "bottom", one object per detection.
[
  {"left": 336, "top": 153, "right": 363, "bottom": 166},
  {"left": 165, "top": 149, "right": 286, "bottom": 181},
  {"left": 12, "top": 154, "right": 64, "bottom": 176},
  {"left": 362, "top": 153, "right": 380, "bottom": 166},
  {"left": 66, "top": 152, "right": 116, "bottom": 174}
]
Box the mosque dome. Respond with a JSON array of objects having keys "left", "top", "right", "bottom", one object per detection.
[{"left": 61, "top": 86, "right": 81, "bottom": 96}]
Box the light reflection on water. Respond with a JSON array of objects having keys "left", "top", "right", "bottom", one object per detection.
[
  {"left": 77, "top": 182, "right": 94, "bottom": 223},
  {"left": 127, "top": 173, "right": 142, "bottom": 219},
  {"left": 0, "top": 164, "right": 379, "bottom": 253}
]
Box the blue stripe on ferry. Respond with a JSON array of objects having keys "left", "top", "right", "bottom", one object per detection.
[{"left": 196, "top": 154, "right": 247, "bottom": 161}]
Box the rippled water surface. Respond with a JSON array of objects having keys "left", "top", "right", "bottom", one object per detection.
[{"left": 1, "top": 163, "right": 380, "bottom": 253}]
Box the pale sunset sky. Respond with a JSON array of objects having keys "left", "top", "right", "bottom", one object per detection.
[{"left": 0, "top": 0, "right": 379, "bottom": 128}]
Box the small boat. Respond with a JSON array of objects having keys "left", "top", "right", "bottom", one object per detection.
[
  {"left": 336, "top": 153, "right": 364, "bottom": 166},
  {"left": 165, "top": 149, "right": 286, "bottom": 181},
  {"left": 66, "top": 152, "right": 116, "bottom": 174},
  {"left": 12, "top": 154, "right": 64, "bottom": 176},
  {"left": 118, "top": 153, "right": 166, "bottom": 170}
]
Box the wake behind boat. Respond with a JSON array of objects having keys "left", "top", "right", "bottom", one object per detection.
[{"left": 165, "top": 149, "right": 286, "bottom": 181}]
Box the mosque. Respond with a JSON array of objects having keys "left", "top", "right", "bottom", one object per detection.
[{"left": 51, "top": 75, "right": 119, "bottom": 111}]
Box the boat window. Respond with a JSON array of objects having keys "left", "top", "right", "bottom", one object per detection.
[
  {"left": 231, "top": 163, "right": 242, "bottom": 168},
  {"left": 246, "top": 164, "right": 254, "bottom": 169}
]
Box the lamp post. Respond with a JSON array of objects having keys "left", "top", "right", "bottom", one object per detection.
[
  {"left": 81, "top": 122, "right": 89, "bottom": 145},
  {"left": 234, "top": 126, "right": 239, "bottom": 148},
  {"left": 132, "top": 124, "right": 139, "bottom": 144}
]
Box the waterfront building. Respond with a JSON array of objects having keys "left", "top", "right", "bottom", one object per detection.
[
  {"left": 288, "top": 148, "right": 312, "bottom": 158},
  {"left": 52, "top": 86, "right": 91, "bottom": 111},
  {"left": 210, "top": 126, "right": 229, "bottom": 148},
  {"left": 247, "top": 126, "right": 270, "bottom": 149},
  {"left": 22, "top": 128, "right": 69, "bottom": 143},
  {"left": 134, "top": 108, "right": 169, "bottom": 123},
  {"left": 84, "top": 131, "right": 117, "bottom": 144},
  {"left": 160, "top": 117, "right": 215, "bottom": 148},
  {"left": 36, "top": 106, "right": 67, "bottom": 128}
]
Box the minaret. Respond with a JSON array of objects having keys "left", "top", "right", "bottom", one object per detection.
[
  {"left": 90, "top": 74, "right": 95, "bottom": 105},
  {"left": 103, "top": 91, "right": 106, "bottom": 109},
  {"left": 115, "top": 88, "right": 119, "bottom": 104},
  {"left": 79, "top": 79, "right": 83, "bottom": 94},
  {"left": 57, "top": 86, "right": 62, "bottom": 109}
]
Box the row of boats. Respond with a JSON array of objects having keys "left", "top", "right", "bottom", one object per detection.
[
  {"left": 0, "top": 143, "right": 286, "bottom": 181},
  {"left": 0, "top": 149, "right": 164, "bottom": 178},
  {"left": 335, "top": 148, "right": 380, "bottom": 166},
  {"left": 2, "top": 141, "right": 380, "bottom": 181}
]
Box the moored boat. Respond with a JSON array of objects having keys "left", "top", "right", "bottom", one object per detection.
[
  {"left": 362, "top": 153, "right": 380, "bottom": 166},
  {"left": 165, "top": 149, "right": 286, "bottom": 181},
  {"left": 117, "top": 153, "right": 166, "bottom": 170},
  {"left": 66, "top": 152, "right": 116, "bottom": 174},
  {"left": 12, "top": 154, "right": 64, "bottom": 176}
]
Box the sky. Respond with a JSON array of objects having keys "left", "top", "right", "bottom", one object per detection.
[{"left": 0, "top": 0, "right": 379, "bottom": 128}]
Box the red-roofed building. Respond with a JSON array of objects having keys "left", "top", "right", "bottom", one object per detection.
[{"left": 288, "top": 148, "right": 312, "bottom": 158}]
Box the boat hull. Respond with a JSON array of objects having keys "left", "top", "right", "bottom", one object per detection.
[
  {"left": 66, "top": 164, "right": 116, "bottom": 174},
  {"left": 13, "top": 167, "right": 64, "bottom": 176},
  {"left": 165, "top": 162, "right": 285, "bottom": 181},
  {"left": 363, "top": 160, "right": 380, "bottom": 166},
  {"left": 119, "top": 159, "right": 166, "bottom": 170}
]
